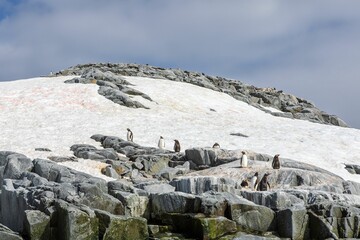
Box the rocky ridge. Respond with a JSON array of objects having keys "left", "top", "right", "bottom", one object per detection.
[
  {"left": 56, "top": 63, "right": 347, "bottom": 127},
  {"left": 0, "top": 135, "right": 359, "bottom": 239}
]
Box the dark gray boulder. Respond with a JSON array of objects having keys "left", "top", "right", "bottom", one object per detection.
[
  {"left": 98, "top": 86, "right": 149, "bottom": 109},
  {"left": 135, "top": 181, "right": 175, "bottom": 194},
  {"left": 102, "top": 165, "right": 121, "bottom": 179},
  {"left": 70, "top": 144, "right": 119, "bottom": 160},
  {"left": 109, "top": 191, "right": 150, "bottom": 218},
  {"left": 0, "top": 152, "right": 33, "bottom": 184},
  {"left": 185, "top": 148, "right": 241, "bottom": 168},
  {"left": 0, "top": 179, "right": 31, "bottom": 233},
  {"left": 226, "top": 195, "right": 276, "bottom": 233},
  {"left": 308, "top": 203, "right": 360, "bottom": 239},
  {"left": 241, "top": 190, "right": 305, "bottom": 210},
  {"left": 3, "top": 154, "right": 33, "bottom": 180},
  {"left": 161, "top": 214, "right": 237, "bottom": 240},
  {"left": 24, "top": 210, "right": 50, "bottom": 240},
  {"left": 150, "top": 192, "right": 200, "bottom": 219},
  {"left": 196, "top": 191, "right": 228, "bottom": 217},
  {"left": 344, "top": 163, "right": 360, "bottom": 175},
  {"left": 276, "top": 207, "right": 309, "bottom": 239},
  {"left": 0, "top": 223, "right": 23, "bottom": 240},
  {"left": 53, "top": 200, "right": 99, "bottom": 240},
  {"left": 76, "top": 182, "right": 124, "bottom": 215},
  {"left": 94, "top": 209, "right": 149, "bottom": 240},
  {"left": 170, "top": 176, "right": 238, "bottom": 195}
]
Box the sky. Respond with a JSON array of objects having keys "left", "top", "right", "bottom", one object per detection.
[{"left": 0, "top": 1, "right": 360, "bottom": 128}]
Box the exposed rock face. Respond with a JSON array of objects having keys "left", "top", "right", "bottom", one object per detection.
[
  {"left": 56, "top": 63, "right": 348, "bottom": 127},
  {"left": 63, "top": 68, "right": 152, "bottom": 109},
  {"left": 344, "top": 163, "right": 360, "bottom": 174},
  {"left": 0, "top": 135, "right": 359, "bottom": 239},
  {"left": 24, "top": 210, "right": 50, "bottom": 240},
  {"left": 95, "top": 209, "right": 148, "bottom": 240}
]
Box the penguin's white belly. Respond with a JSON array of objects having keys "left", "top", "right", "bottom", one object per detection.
[{"left": 158, "top": 139, "right": 165, "bottom": 149}]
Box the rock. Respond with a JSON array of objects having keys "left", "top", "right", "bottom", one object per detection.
[
  {"left": 24, "top": 210, "right": 50, "bottom": 240},
  {"left": 33, "top": 159, "right": 72, "bottom": 183},
  {"left": 147, "top": 224, "right": 174, "bottom": 237},
  {"left": 196, "top": 191, "right": 228, "bottom": 217},
  {"left": 343, "top": 180, "right": 360, "bottom": 195},
  {"left": 3, "top": 154, "right": 33, "bottom": 180},
  {"left": 158, "top": 167, "right": 181, "bottom": 181},
  {"left": 47, "top": 156, "right": 77, "bottom": 163},
  {"left": 162, "top": 213, "right": 237, "bottom": 240},
  {"left": 276, "top": 207, "right": 309, "bottom": 239},
  {"left": 308, "top": 203, "right": 360, "bottom": 239},
  {"left": 241, "top": 190, "right": 304, "bottom": 210},
  {"left": 110, "top": 191, "right": 150, "bottom": 218},
  {"left": 151, "top": 192, "right": 200, "bottom": 219},
  {"left": 105, "top": 160, "right": 132, "bottom": 176},
  {"left": 35, "top": 148, "right": 52, "bottom": 152},
  {"left": 53, "top": 200, "right": 99, "bottom": 240},
  {"left": 108, "top": 180, "right": 147, "bottom": 196},
  {"left": 103, "top": 166, "right": 121, "bottom": 179},
  {"left": 0, "top": 179, "right": 31, "bottom": 233},
  {"left": 0, "top": 223, "right": 23, "bottom": 240},
  {"left": 98, "top": 86, "right": 149, "bottom": 109},
  {"left": 119, "top": 85, "right": 153, "bottom": 101},
  {"left": 70, "top": 144, "right": 119, "bottom": 160},
  {"left": 136, "top": 182, "right": 175, "bottom": 194},
  {"left": 170, "top": 176, "right": 237, "bottom": 195},
  {"left": 227, "top": 196, "right": 276, "bottom": 233},
  {"left": 132, "top": 161, "right": 144, "bottom": 170},
  {"left": 21, "top": 172, "right": 49, "bottom": 186},
  {"left": 185, "top": 148, "right": 242, "bottom": 168},
  {"left": 95, "top": 209, "right": 149, "bottom": 240},
  {"left": 0, "top": 152, "right": 33, "bottom": 185},
  {"left": 185, "top": 148, "right": 217, "bottom": 166},
  {"left": 76, "top": 183, "right": 124, "bottom": 215},
  {"left": 224, "top": 232, "right": 281, "bottom": 239},
  {"left": 344, "top": 163, "right": 360, "bottom": 174},
  {"left": 135, "top": 155, "right": 171, "bottom": 174},
  {"left": 173, "top": 161, "right": 190, "bottom": 175}
]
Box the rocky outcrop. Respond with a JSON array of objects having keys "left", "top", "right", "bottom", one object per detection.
[
  {"left": 344, "top": 163, "right": 360, "bottom": 175},
  {"left": 63, "top": 68, "right": 152, "bottom": 109},
  {"left": 56, "top": 63, "right": 348, "bottom": 127},
  {"left": 0, "top": 134, "right": 359, "bottom": 240}
]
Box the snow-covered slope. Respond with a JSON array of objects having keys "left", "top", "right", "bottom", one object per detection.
[{"left": 0, "top": 76, "right": 359, "bottom": 183}]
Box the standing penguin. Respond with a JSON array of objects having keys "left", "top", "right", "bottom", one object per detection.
[
  {"left": 212, "top": 143, "right": 220, "bottom": 149},
  {"left": 173, "top": 139, "right": 181, "bottom": 152},
  {"left": 240, "top": 151, "right": 248, "bottom": 168},
  {"left": 272, "top": 154, "right": 280, "bottom": 169},
  {"left": 257, "top": 173, "right": 271, "bottom": 191},
  {"left": 158, "top": 136, "right": 165, "bottom": 149},
  {"left": 250, "top": 172, "right": 259, "bottom": 191},
  {"left": 126, "top": 128, "right": 133, "bottom": 142}
]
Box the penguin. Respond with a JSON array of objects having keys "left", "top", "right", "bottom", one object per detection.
[
  {"left": 240, "top": 151, "right": 248, "bottom": 168},
  {"left": 126, "top": 128, "right": 133, "bottom": 142},
  {"left": 174, "top": 139, "right": 181, "bottom": 152},
  {"left": 257, "top": 173, "right": 271, "bottom": 191},
  {"left": 158, "top": 136, "right": 165, "bottom": 149},
  {"left": 212, "top": 142, "right": 220, "bottom": 149},
  {"left": 272, "top": 154, "right": 280, "bottom": 169},
  {"left": 250, "top": 172, "right": 259, "bottom": 191},
  {"left": 240, "top": 179, "right": 249, "bottom": 188}
]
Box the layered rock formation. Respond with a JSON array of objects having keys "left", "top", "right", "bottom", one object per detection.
[
  {"left": 0, "top": 135, "right": 359, "bottom": 239},
  {"left": 56, "top": 63, "right": 347, "bottom": 127}
]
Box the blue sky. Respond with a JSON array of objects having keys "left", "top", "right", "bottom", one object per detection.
[{"left": 0, "top": 1, "right": 360, "bottom": 128}]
